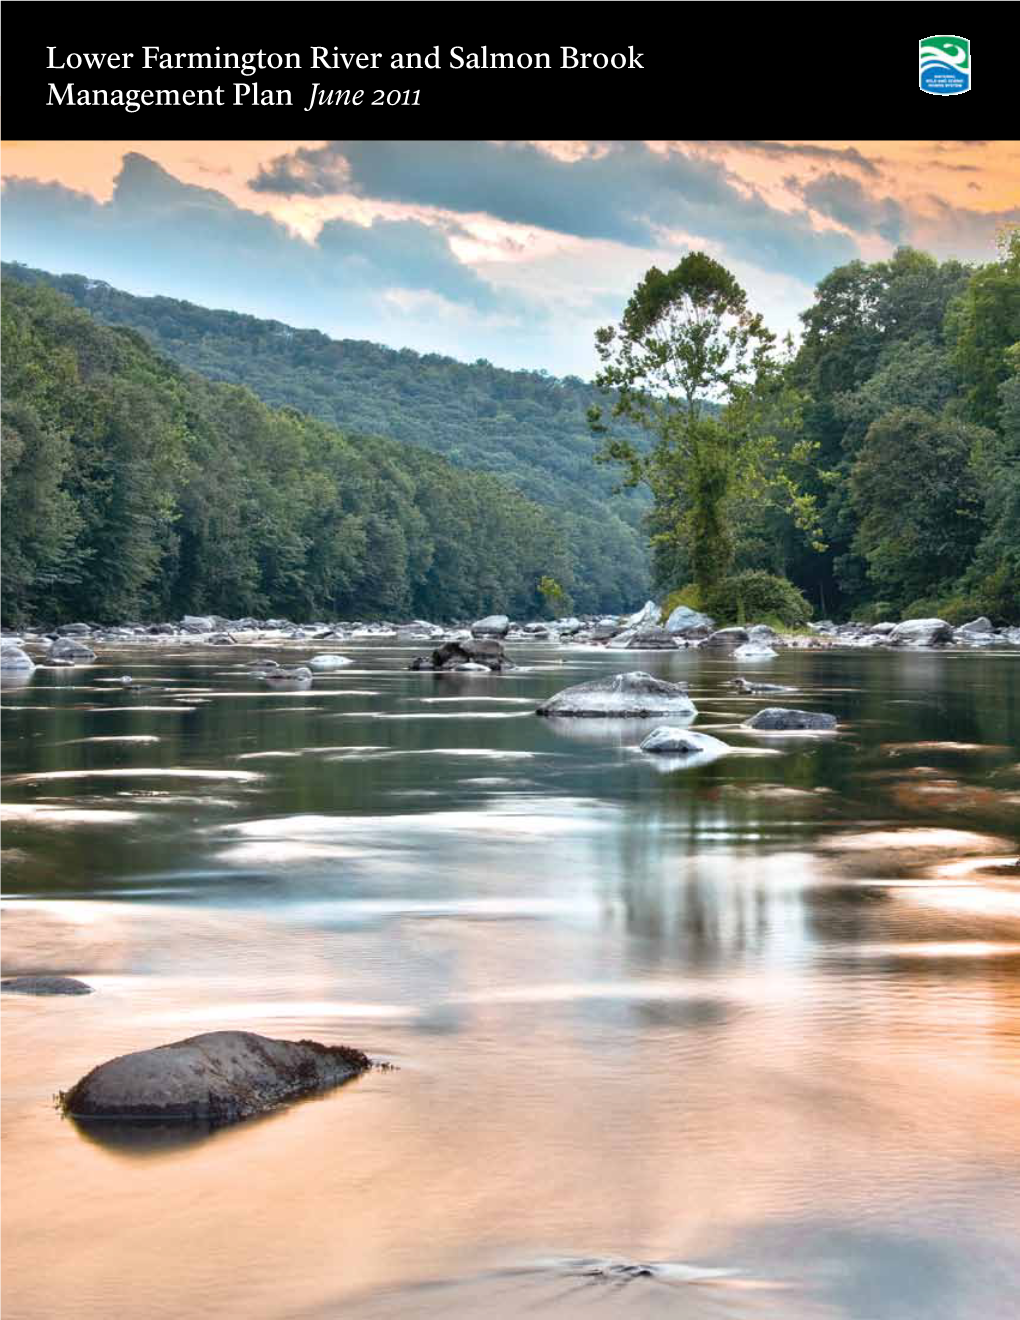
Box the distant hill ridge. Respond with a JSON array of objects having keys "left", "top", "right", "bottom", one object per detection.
[{"left": 2, "top": 261, "right": 653, "bottom": 604}]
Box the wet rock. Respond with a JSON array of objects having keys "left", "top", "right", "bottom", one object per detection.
[
  {"left": 180, "top": 615, "right": 217, "bottom": 633},
  {"left": 537, "top": 671, "right": 696, "bottom": 718},
  {"left": 308, "top": 654, "right": 354, "bottom": 671},
  {"left": 47, "top": 637, "right": 96, "bottom": 663},
  {"left": 591, "top": 617, "right": 625, "bottom": 641},
  {"left": 727, "top": 676, "right": 796, "bottom": 694},
  {"left": 2, "top": 975, "right": 93, "bottom": 996},
  {"left": 701, "top": 627, "right": 750, "bottom": 651},
  {"left": 733, "top": 641, "right": 778, "bottom": 660},
  {"left": 664, "top": 605, "right": 715, "bottom": 636},
  {"left": 888, "top": 618, "right": 953, "bottom": 648},
  {"left": 146, "top": 623, "right": 178, "bottom": 635},
  {"left": 605, "top": 628, "right": 637, "bottom": 649},
  {"left": 868, "top": 621, "right": 896, "bottom": 635},
  {"left": 414, "top": 638, "right": 511, "bottom": 673},
  {"left": 639, "top": 727, "right": 729, "bottom": 757},
  {"left": 625, "top": 600, "right": 661, "bottom": 628},
  {"left": 205, "top": 633, "right": 237, "bottom": 646},
  {"left": 0, "top": 644, "right": 35, "bottom": 671},
  {"left": 452, "top": 661, "right": 490, "bottom": 672},
  {"left": 471, "top": 614, "right": 510, "bottom": 638},
  {"left": 747, "top": 624, "right": 780, "bottom": 645},
  {"left": 744, "top": 707, "right": 837, "bottom": 730},
  {"left": 1005, "top": 627, "right": 1020, "bottom": 646},
  {"left": 556, "top": 617, "right": 583, "bottom": 636},
  {"left": 262, "top": 666, "right": 313, "bottom": 688},
  {"left": 60, "top": 1030, "right": 371, "bottom": 1125},
  {"left": 623, "top": 626, "right": 680, "bottom": 650},
  {"left": 956, "top": 616, "right": 993, "bottom": 636}
]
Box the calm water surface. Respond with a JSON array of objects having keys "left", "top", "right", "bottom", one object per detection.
[{"left": 2, "top": 641, "right": 1019, "bottom": 1319}]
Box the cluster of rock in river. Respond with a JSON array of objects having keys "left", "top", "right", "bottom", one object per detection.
[{"left": 4, "top": 602, "right": 1017, "bottom": 675}]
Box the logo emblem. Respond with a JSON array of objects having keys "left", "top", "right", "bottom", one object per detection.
[{"left": 919, "top": 36, "right": 970, "bottom": 95}]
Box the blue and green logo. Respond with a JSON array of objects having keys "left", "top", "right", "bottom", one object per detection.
[{"left": 920, "top": 36, "right": 970, "bottom": 95}]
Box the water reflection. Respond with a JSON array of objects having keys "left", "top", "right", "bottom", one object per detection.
[{"left": 1, "top": 642, "right": 1019, "bottom": 1320}]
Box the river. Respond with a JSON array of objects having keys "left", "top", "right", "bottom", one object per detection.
[{"left": 2, "top": 640, "right": 1019, "bottom": 1319}]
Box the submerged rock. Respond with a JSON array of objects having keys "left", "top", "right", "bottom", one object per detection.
[
  {"left": 727, "top": 676, "right": 796, "bottom": 694},
  {"left": 744, "top": 707, "right": 837, "bottom": 731},
  {"left": 639, "top": 727, "right": 729, "bottom": 757},
  {"left": 308, "top": 654, "right": 354, "bottom": 671},
  {"left": 2, "top": 975, "right": 93, "bottom": 996},
  {"left": 537, "top": 671, "right": 696, "bottom": 718},
  {"left": 60, "top": 1030, "right": 371, "bottom": 1125},
  {"left": 262, "top": 666, "right": 313, "bottom": 687},
  {"left": 888, "top": 618, "right": 953, "bottom": 648}
]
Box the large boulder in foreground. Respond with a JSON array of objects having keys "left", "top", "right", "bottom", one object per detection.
[
  {"left": 2, "top": 975, "right": 92, "bottom": 995},
  {"left": 471, "top": 614, "right": 510, "bottom": 638},
  {"left": 744, "top": 707, "right": 836, "bottom": 731},
  {"left": 888, "top": 618, "right": 953, "bottom": 648},
  {"left": 537, "top": 671, "right": 696, "bottom": 718},
  {"left": 61, "top": 1030, "right": 371, "bottom": 1126}
]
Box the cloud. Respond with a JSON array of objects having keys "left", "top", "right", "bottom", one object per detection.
[
  {"left": 249, "top": 140, "right": 858, "bottom": 284},
  {"left": 714, "top": 140, "right": 884, "bottom": 176},
  {"left": 797, "top": 172, "right": 907, "bottom": 244},
  {"left": 1, "top": 152, "right": 503, "bottom": 326}
]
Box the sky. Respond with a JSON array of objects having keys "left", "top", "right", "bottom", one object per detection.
[{"left": 1, "top": 140, "right": 1017, "bottom": 378}]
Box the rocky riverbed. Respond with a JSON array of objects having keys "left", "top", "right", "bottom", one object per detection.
[{"left": 2, "top": 602, "right": 1018, "bottom": 676}]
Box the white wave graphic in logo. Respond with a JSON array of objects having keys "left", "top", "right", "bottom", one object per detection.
[{"left": 919, "top": 42, "right": 968, "bottom": 71}]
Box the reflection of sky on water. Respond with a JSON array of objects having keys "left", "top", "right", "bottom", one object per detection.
[{"left": 1, "top": 641, "right": 1019, "bottom": 1319}]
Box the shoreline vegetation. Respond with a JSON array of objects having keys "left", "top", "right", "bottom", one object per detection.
[{"left": 2, "top": 231, "right": 1018, "bottom": 633}]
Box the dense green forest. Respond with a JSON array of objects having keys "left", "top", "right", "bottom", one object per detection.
[
  {"left": 3, "top": 236, "right": 1017, "bottom": 627},
  {"left": 2, "top": 261, "right": 652, "bottom": 614},
  {"left": 591, "top": 236, "right": 1019, "bottom": 624},
  {"left": 1, "top": 278, "right": 590, "bottom": 625}
]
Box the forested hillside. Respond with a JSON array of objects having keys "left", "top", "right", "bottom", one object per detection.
[
  {"left": 1, "top": 278, "right": 603, "bottom": 625},
  {"left": 3, "top": 237, "right": 1017, "bottom": 629},
  {"left": 2, "top": 261, "right": 652, "bottom": 608}
]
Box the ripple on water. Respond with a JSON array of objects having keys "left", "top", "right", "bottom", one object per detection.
[{"left": 4, "top": 768, "right": 262, "bottom": 785}]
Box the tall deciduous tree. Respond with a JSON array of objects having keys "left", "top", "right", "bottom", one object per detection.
[{"left": 590, "top": 252, "right": 817, "bottom": 595}]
